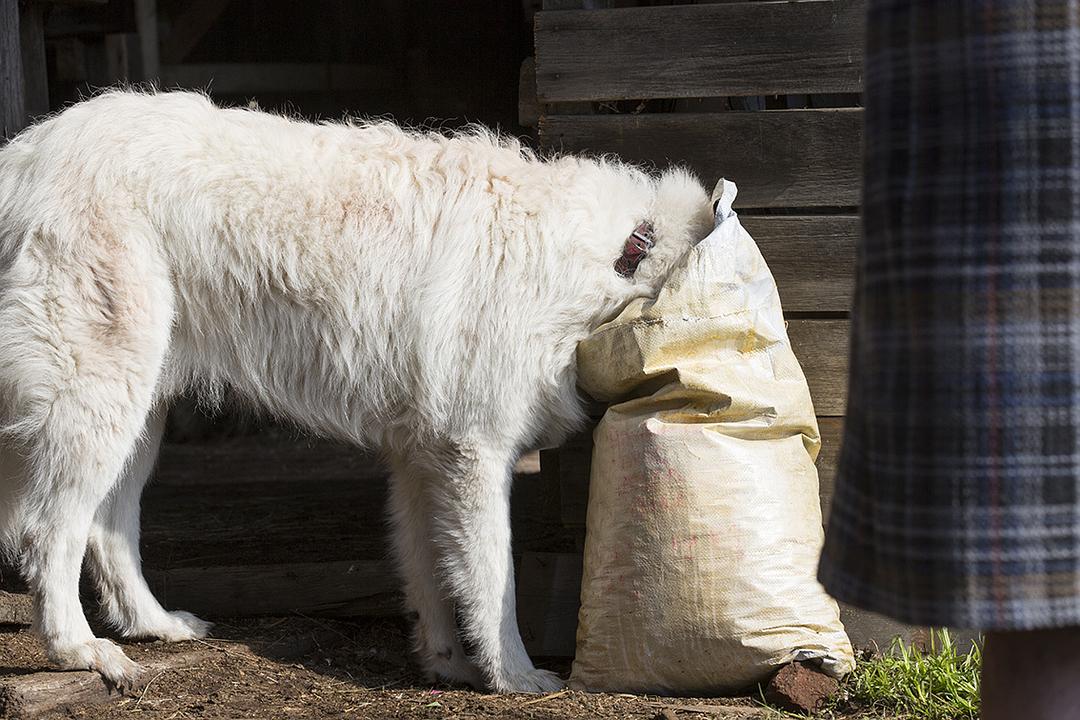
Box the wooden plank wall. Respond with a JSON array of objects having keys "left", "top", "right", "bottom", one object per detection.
[
  {"left": 532, "top": 0, "right": 865, "bottom": 523},
  {"left": 533, "top": 1, "right": 865, "bottom": 101},
  {"left": 540, "top": 111, "right": 863, "bottom": 208},
  {"left": 132, "top": 428, "right": 574, "bottom": 619},
  {"left": 519, "top": 0, "right": 930, "bottom": 657}
]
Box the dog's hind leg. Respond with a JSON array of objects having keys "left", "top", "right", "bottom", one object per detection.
[
  {"left": 16, "top": 385, "right": 163, "bottom": 690},
  {"left": 2, "top": 227, "right": 174, "bottom": 690},
  {"left": 422, "top": 444, "right": 563, "bottom": 694},
  {"left": 87, "top": 407, "right": 212, "bottom": 642},
  {"left": 387, "top": 456, "right": 484, "bottom": 687}
]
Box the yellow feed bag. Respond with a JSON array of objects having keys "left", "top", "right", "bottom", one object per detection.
[{"left": 570, "top": 180, "right": 854, "bottom": 694}]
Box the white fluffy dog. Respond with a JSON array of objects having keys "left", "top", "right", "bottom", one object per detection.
[{"left": 0, "top": 90, "right": 711, "bottom": 693}]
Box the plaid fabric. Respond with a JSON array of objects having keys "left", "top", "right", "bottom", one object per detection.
[{"left": 818, "top": 0, "right": 1080, "bottom": 630}]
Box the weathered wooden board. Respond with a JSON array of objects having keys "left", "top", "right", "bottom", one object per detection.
[
  {"left": 0, "top": 650, "right": 211, "bottom": 720},
  {"left": 1, "top": 0, "right": 26, "bottom": 138},
  {"left": 535, "top": 0, "right": 865, "bottom": 101},
  {"left": 817, "top": 417, "right": 843, "bottom": 521},
  {"left": 19, "top": 3, "right": 48, "bottom": 122},
  {"left": 145, "top": 437, "right": 567, "bottom": 571},
  {"left": 139, "top": 488, "right": 565, "bottom": 619},
  {"left": 156, "top": 433, "right": 538, "bottom": 486},
  {"left": 152, "top": 430, "right": 385, "bottom": 487},
  {"left": 548, "top": 433, "right": 594, "bottom": 530},
  {"left": 519, "top": 56, "right": 541, "bottom": 128},
  {"left": 540, "top": 111, "right": 863, "bottom": 208},
  {"left": 141, "top": 476, "right": 388, "bottom": 569},
  {"left": 744, "top": 215, "right": 858, "bottom": 312},
  {"left": 788, "top": 319, "right": 850, "bottom": 416},
  {"left": 146, "top": 561, "right": 401, "bottom": 618},
  {"left": 135, "top": 0, "right": 160, "bottom": 81}
]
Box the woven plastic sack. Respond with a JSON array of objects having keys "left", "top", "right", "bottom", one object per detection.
[{"left": 569, "top": 179, "right": 854, "bottom": 694}]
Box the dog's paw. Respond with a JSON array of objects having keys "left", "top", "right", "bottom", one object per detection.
[
  {"left": 161, "top": 610, "right": 213, "bottom": 641},
  {"left": 52, "top": 638, "right": 144, "bottom": 693},
  {"left": 423, "top": 649, "right": 486, "bottom": 689},
  {"left": 124, "top": 610, "right": 213, "bottom": 642},
  {"left": 491, "top": 667, "right": 565, "bottom": 694}
]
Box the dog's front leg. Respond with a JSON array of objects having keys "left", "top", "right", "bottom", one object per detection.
[
  {"left": 387, "top": 457, "right": 483, "bottom": 687},
  {"left": 426, "top": 448, "right": 563, "bottom": 693}
]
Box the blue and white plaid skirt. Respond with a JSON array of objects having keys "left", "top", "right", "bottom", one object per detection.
[{"left": 818, "top": 0, "right": 1080, "bottom": 630}]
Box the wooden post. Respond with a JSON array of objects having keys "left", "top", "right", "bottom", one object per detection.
[
  {"left": 1, "top": 0, "right": 26, "bottom": 138},
  {"left": 19, "top": 3, "right": 48, "bottom": 122},
  {"left": 103, "top": 33, "right": 134, "bottom": 83},
  {"left": 135, "top": 0, "right": 160, "bottom": 82},
  {"left": 0, "top": 650, "right": 214, "bottom": 719}
]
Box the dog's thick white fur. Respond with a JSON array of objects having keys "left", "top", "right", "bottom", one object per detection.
[{"left": 0, "top": 90, "right": 711, "bottom": 693}]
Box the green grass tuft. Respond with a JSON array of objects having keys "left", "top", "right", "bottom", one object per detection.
[{"left": 840, "top": 629, "right": 981, "bottom": 719}]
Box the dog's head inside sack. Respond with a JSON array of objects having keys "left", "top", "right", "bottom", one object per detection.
[
  {"left": 548, "top": 159, "right": 713, "bottom": 326},
  {"left": 623, "top": 166, "right": 714, "bottom": 289}
]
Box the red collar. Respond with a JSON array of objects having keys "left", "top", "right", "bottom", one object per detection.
[{"left": 614, "top": 222, "right": 655, "bottom": 278}]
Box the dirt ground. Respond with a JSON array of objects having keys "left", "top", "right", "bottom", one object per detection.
[{"left": 0, "top": 616, "right": 885, "bottom": 720}]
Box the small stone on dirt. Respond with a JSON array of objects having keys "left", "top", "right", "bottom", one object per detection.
[
  {"left": 763, "top": 661, "right": 839, "bottom": 713},
  {"left": 651, "top": 709, "right": 678, "bottom": 720}
]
